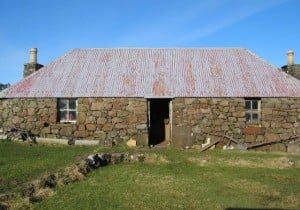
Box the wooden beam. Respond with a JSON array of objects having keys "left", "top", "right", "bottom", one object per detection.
[
  {"left": 200, "top": 140, "right": 220, "bottom": 153},
  {"left": 247, "top": 135, "right": 300, "bottom": 149}
]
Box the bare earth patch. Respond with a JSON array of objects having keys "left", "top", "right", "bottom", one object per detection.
[
  {"left": 144, "top": 153, "right": 169, "bottom": 164},
  {"left": 188, "top": 157, "right": 211, "bottom": 166},
  {"left": 189, "top": 156, "right": 296, "bottom": 169},
  {"left": 221, "top": 156, "right": 295, "bottom": 169}
]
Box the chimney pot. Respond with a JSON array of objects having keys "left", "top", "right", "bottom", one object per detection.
[
  {"left": 29, "top": 48, "right": 37, "bottom": 64},
  {"left": 287, "top": 50, "right": 294, "bottom": 66}
]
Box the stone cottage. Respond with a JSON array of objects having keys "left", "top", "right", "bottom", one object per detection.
[{"left": 1, "top": 48, "right": 300, "bottom": 147}]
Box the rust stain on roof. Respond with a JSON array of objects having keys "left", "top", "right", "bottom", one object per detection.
[
  {"left": 1, "top": 48, "right": 300, "bottom": 98},
  {"left": 210, "top": 66, "right": 222, "bottom": 77},
  {"left": 185, "top": 62, "right": 196, "bottom": 95},
  {"left": 152, "top": 80, "right": 165, "bottom": 96}
]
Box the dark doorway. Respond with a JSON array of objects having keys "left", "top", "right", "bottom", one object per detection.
[{"left": 148, "top": 99, "right": 171, "bottom": 146}]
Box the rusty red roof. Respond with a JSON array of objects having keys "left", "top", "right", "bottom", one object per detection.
[{"left": 1, "top": 48, "right": 300, "bottom": 98}]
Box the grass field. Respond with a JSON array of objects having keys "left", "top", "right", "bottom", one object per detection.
[
  {"left": 0, "top": 140, "right": 98, "bottom": 194},
  {"left": 1, "top": 140, "right": 300, "bottom": 209}
]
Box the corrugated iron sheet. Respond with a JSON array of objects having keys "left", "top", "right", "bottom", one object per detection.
[{"left": 1, "top": 48, "right": 300, "bottom": 98}]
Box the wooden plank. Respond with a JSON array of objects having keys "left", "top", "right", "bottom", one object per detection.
[
  {"left": 200, "top": 140, "right": 220, "bottom": 153},
  {"left": 209, "top": 133, "right": 248, "bottom": 150},
  {"left": 210, "top": 133, "right": 300, "bottom": 150},
  {"left": 247, "top": 135, "right": 300, "bottom": 149}
]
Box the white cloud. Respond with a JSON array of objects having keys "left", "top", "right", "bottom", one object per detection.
[{"left": 174, "top": 0, "right": 289, "bottom": 44}]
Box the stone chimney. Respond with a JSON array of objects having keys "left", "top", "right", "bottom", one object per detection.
[
  {"left": 287, "top": 50, "right": 294, "bottom": 66},
  {"left": 23, "top": 48, "right": 44, "bottom": 78},
  {"left": 282, "top": 50, "right": 300, "bottom": 80},
  {"left": 29, "top": 48, "right": 37, "bottom": 64}
]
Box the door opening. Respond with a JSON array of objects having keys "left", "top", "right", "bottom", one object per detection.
[{"left": 148, "top": 99, "right": 171, "bottom": 146}]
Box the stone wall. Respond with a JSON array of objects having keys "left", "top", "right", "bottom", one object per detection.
[
  {"left": 0, "top": 98, "right": 57, "bottom": 132},
  {"left": 282, "top": 64, "right": 300, "bottom": 80},
  {"left": 259, "top": 98, "right": 300, "bottom": 141},
  {"left": 0, "top": 98, "right": 148, "bottom": 145},
  {"left": 23, "top": 63, "right": 44, "bottom": 78},
  {"left": 172, "top": 98, "right": 300, "bottom": 144},
  {"left": 1, "top": 97, "right": 300, "bottom": 146}
]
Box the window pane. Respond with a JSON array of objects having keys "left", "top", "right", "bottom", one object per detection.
[
  {"left": 245, "top": 113, "right": 251, "bottom": 122},
  {"left": 245, "top": 98, "right": 261, "bottom": 123},
  {"left": 252, "top": 100, "right": 258, "bottom": 109},
  {"left": 58, "top": 99, "right": 77, "bottom": 122},
  {"left": 252, "top": 113, "right": 258, "bottom": 120},
  {"left": 60, "top": 111, "right": 68, "bottom": 120},
  {"left": 69, "top": 99, "right": 76, "bottom": 109},
  {"left": 245, "top": 101, "right": 251, "bottom": 109},
  {"left": 59, "top": 99, "right": 68, "bottom": 109},
  {"left": 69, "top": 111, "right": 76, "bottom": 120}
]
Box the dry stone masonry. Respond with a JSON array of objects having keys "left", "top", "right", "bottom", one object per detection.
[
  {"left": 0, "top": 98, "right": 148, "bottom": 145},
  {"left": 1, "top": 97, "right": 300, "bottom": 146},
  {"left": 172, "top": 98, "right": 300, "bottom": 145}
]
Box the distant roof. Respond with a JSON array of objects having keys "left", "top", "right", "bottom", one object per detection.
[{"left": 1, "top": 48, "right": 300, "bottom": 98}]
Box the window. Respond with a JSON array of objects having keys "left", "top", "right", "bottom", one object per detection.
[
  {"left": 245, "top": 98, "right": 261, "bottom": 123},
  {"left": 58, "top": 99, "right": 77, "bottom": 122}
]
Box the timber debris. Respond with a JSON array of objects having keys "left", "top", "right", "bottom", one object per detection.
[{"left": 200, "top": 133, "right": 300, "bottom": 152}]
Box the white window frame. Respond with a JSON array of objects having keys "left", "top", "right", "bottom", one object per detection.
[
  {"left": 58, "top": 98, "right": 77, "bottom": 123},
  {"left": 245, "top": 98, "right": 261, "bottom": 124}
]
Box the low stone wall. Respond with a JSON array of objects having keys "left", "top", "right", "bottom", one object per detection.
[
  {"left": 0, "top": 98, "right": 148, "bottom": 145},
  {"left": 172, "top": 98, "right": 300, "bottom": 144}
]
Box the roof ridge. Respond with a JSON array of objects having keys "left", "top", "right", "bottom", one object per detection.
[{"left": 73, "top": 47, "right": 247, "bottom": 50}]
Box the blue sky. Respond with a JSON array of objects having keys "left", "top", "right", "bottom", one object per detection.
[{"left": 0, "top": 0, "right": 299, "bottom": 84}]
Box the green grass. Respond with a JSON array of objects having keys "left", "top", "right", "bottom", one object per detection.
[
  {"left": 33, "top": 148, "right": 300, "bottom": 210},
  {"left": 0, "top": 140, "right": 98, "bottom": 193},
  {"left": 1, "top": 141, "right": 300, "bottom": 209}
]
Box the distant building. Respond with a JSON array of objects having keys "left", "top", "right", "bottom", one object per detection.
[{"left": 1, "top": 48, "right": 300, "bottom": 147}]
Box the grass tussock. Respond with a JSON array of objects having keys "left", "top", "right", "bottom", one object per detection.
[{"left": 29, "top": 188, "right": 55, "bottom": 203}]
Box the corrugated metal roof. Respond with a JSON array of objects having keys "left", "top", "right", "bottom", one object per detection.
[{"left": 1, "top": 48, "right": 300, "bottom": 98}]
